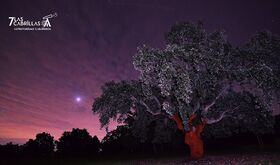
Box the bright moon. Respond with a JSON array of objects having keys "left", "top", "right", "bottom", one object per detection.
[{"left": 75, "top": 97, "right": 81, "bottom": 102}]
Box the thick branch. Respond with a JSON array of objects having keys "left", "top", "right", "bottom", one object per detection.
[
  {"left": 205, "top": 111, "right": 228, "bottom": 124},
  {"left": 139, "top": 100, "right": 162, "bottom": 116},
  {"left": 131, "top": 95, "right": 166, "bottom": 116},
  {"left": 193, "top": 101, "right": 200, "bottom": 114},
  {"left": 204, "top": 106, "right": 239, "bottom": 124},
  {"left": 203, "top": 85, "right": 229, "bottom": 113},
  {"left": 151, "top": 95, "right": 161, "bottom": 109}
]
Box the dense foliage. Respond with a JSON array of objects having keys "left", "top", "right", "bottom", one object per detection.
[
  {"left": 56, "top": 128, "right": 100, "bottom": 156},
  {"left": 93, "top": 22, "right": 279, "bottom": 141},
  {"left": 23, "top": 132, "right": 55, "bottom": 156}
]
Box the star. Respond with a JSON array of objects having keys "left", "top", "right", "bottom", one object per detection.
[{"left": 75, "top": 97, "right": 81, "bottom": 103}]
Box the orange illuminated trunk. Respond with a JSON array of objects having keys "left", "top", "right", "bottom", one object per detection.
[
  {"left": 171, "top": 114, "right": 184, "bottom": 130},
  {"left": 171, "top": 114, "right": 206, "bottom": 159}
]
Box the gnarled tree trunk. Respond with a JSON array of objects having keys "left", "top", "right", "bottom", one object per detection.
[{"left": 172, "top": 114, "right": 206, "bottom": 159}]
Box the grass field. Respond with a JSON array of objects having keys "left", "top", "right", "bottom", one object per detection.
[{"left": 1, "top": 152, "right": 280, "bottom": 165}]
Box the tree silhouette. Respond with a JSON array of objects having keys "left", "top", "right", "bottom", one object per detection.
[
  {"left": 23, "top": 132, "right": 54, "bottom": 157},
  {"left": 101, "top": 125, "right": 138, "bottom": 155},
  {"left": 93, "top": 22, "right": 279, "bottom": 159},
  {"left": 0, "top": 142, "right": 22, "bottom": 157},
  {"left": 56, "top": 128, "right": 100, "bottom": 156}
]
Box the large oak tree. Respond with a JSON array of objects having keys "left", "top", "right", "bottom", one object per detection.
[{"left": 93, "top": 22, "right": 279, "bottom": 159}]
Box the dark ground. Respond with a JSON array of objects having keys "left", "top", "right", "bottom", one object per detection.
[{"left": 1, "top": 149, "right": 279, "bottom": 165}]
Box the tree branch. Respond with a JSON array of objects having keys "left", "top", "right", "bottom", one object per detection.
[
  {"left": 131, "top": 95, "right": 164, "bottom": 116},
  {"left": 203, "top": 85, "right": 230, "bottom": 113},
  {"left": 139, "top": 100, "right": 162, "bottom": 116},
  {"left": 205, "top": 111, "right": 228, "bottom": 124},
  {"left": 261, "top": 63, "right": 273, "bottom": 72},
  {"left": 204, "top": 106, "right": 239, "bottom": 124},
  {"left": 192, "top": 100, "right": 200, "bottom": 114},
  {"left": 151, "top": 95, "right": 161, "bottom": 109}
]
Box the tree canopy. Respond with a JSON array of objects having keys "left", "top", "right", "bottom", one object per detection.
[
  {"left": 93, "top": 22, "right": 279, "bottom": 141},
  {"left": 56, "top": 128, "right": 100, "bottom": 156},
  {"left": 23, "top": 132, "right": 55, "bottom": 156}
]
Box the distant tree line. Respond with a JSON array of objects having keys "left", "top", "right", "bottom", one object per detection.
[
  {"left": 0, "top": 126, "right": 186, "bottom": 158},
  {"left": 0, "top": 128, "right": 100, "bottom": 158},
  {"left": 0, "top": 114, "right": 279, "bottom": 159}
]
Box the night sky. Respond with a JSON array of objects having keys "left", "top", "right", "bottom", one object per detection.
[{"left": 0, "top": 0, "right": 280, "bottom": 144}]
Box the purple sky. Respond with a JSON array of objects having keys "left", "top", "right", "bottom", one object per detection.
[{"left": 0, "top": 0, "right": 280, "bottom": 144}]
